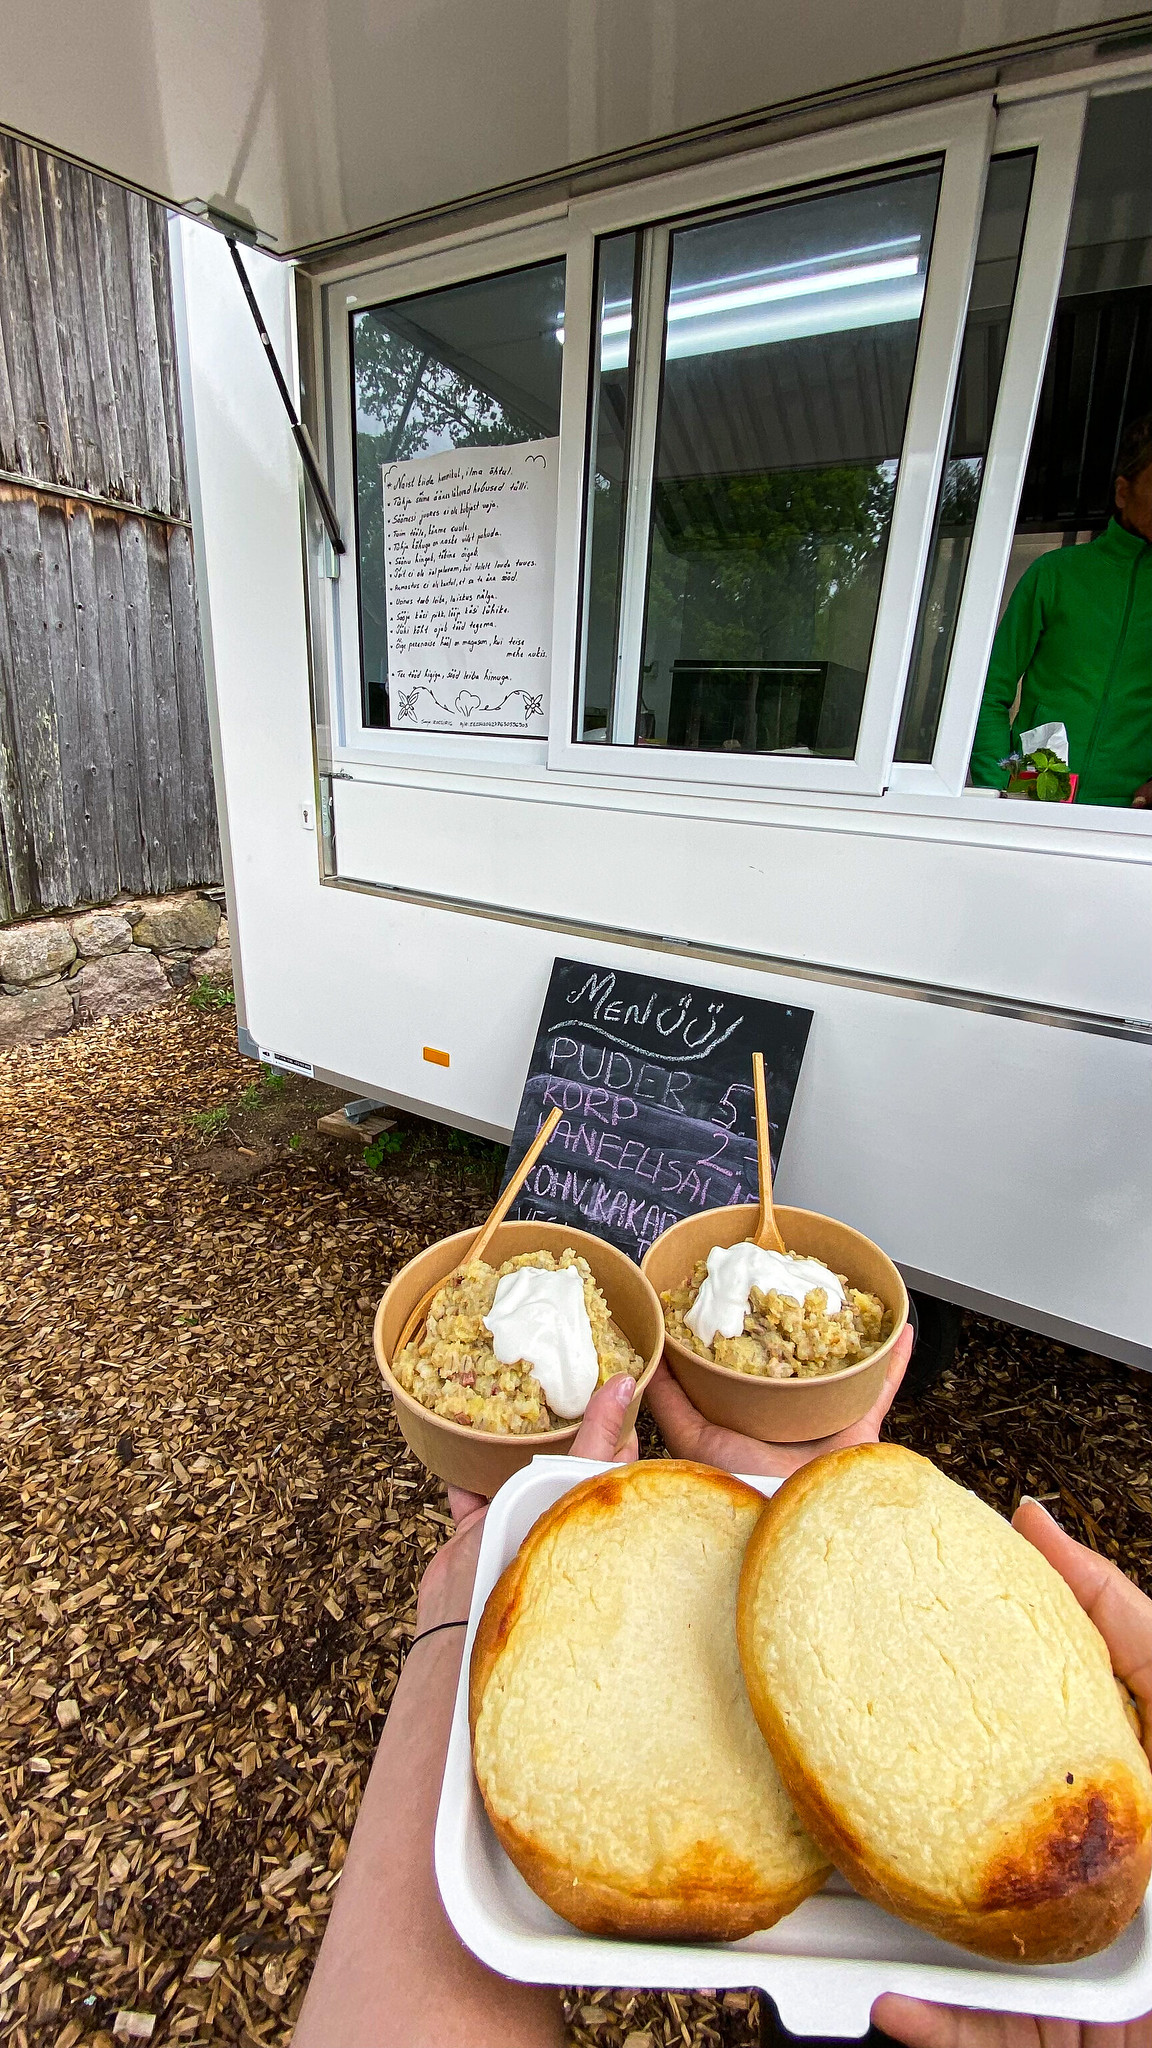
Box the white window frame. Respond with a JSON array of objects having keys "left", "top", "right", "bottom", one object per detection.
[
  {"left": 318, "top": 99, "right": 994, "bottom": 791},
  {"left": 547, "top": 95, "right": 995, "bottom": 796},
  {"left": 310, "top": 66, "right": 1152, "bottom": 839},
  {"left": 887, "top": 91, "right": 1089, "bottom": 799},
  {"left": 323, "top": 213, "right": 569, "bottom": 772}
]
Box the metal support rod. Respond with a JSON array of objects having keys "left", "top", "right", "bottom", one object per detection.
[
  {"left": 227, "top": 239, "right": 346, "bottom": 556},
  {"left": 609, "top": 224, "right": 669, "bottom": 746}
]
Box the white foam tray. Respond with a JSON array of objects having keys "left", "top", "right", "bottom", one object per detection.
[{"left": 435, "top": 1457, "right": 1152, "bottom": 2038}]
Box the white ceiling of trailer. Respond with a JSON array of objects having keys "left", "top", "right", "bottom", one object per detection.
[{"left": 3, "top": 0, "right": 1150, "bottom": 254}]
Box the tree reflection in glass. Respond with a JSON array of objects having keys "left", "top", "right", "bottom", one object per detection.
[
  {"left": 350, "top": 261, "right": 565, "bottom": 727},
  {"left": 580, "top": 165, "right": 944, "bottom": 758}
]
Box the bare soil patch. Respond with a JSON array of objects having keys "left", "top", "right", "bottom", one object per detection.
[{"left": 2, "top": 996, "right": 1150, "bottom": 2048}]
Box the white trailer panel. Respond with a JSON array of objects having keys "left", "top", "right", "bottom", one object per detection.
[{"left": 173, "top": 213, "right": 1152, "bottom": 1366}]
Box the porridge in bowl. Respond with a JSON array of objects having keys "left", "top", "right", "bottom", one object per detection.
[
  {"left": 661, "top": 1241, "right": 889, "bottom": 1381},
  {"left": 391, "top": 1247, "right": 643, "bottom": 1435}
]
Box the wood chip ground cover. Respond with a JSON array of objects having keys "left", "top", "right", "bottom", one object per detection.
[{"left": 2, "top": 999, "right": 1150, "bottom": 2048}]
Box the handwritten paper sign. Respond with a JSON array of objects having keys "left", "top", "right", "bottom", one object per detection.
[
  {"left": 504, "top": 958, "right": 813, "bottom": 1261},
  {"left": 382, "top": 440, "right": 558, "bottom": 735}
]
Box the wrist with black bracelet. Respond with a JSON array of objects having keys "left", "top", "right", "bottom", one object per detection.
[{"left": 408, "top": 1617, "right": 469, "bottom": 1653}]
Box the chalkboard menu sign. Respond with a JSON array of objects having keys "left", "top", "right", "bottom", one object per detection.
[{"left": 503, "top": 958, "right": 812, "bottom": 1261}]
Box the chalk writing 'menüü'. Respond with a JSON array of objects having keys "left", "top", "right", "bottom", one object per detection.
[{"left": 502, "top": 957, "right": 813, "bottom": 1260}]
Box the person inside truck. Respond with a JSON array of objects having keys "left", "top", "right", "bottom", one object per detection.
[{"left": 969, "top": 411, "right": 1152, "bottom": 808}]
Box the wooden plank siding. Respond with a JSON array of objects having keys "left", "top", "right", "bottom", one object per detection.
[{"left": 0, "top": 136, "right": 219, "bottom": 920}]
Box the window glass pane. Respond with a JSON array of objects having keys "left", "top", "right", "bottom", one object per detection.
[
  {"left": 895, "top": 152, "right": 1034, "bottom": 763},
  {"left": 970, "top": 88, "right": 1152, "bottom": 808},
  {"left": 578, "top": 233, "right": 638, "bottom": 740},
  {"left": 351, "top": 259, "right": 565, "bottom": 729},
  {"left": 1023, "top": 89, "right": 1152, "bottom": 529},
  {"left": 578, "top": 164, "right": 943, "bottom": 756}
]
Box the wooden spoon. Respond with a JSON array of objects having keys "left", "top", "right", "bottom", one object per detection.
[
  {"left": 391, "top": 1105, "right": 564, "bottom": 1359},
  {"left": 751, "top": 1050, "right": 787, "bottom": 1254}
]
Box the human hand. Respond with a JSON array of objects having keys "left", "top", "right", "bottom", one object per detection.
[
  {"left": 871, "top": 1497, "right": 1152, "bottom": 2045},
  {"left": 871, "top": 1995, "right": 1151, "bottom": 2044},
  {"left": 642, "top": 1324, "right": 912, "bottom": 1480},
  {"left": 417, "top": 1373, "right": 640, "bottom": 1628},
  {"left": 1131, "top": 778, "right": 1152, "bottom": 808}
]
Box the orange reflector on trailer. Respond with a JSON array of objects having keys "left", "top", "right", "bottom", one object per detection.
[{"left": 423, "top": 1046, "right": 450, "bottom": 1067}]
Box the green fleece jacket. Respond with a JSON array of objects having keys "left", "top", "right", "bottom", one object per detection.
[{"left": 969, "top": 520, "right": 1152, "bottom": 806}]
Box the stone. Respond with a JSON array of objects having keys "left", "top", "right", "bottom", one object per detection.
[
  {"left": 0, "top": 983, "right": 75, "bottom": 1048},
  {"left": 70, "top": 909, "right": 133, "bottom": 958},
  {"left": 131, "top": 894, "right": 220, "bottom": 953},
  {"left": 188, "top": 943, "right": 232, "bottom": 985},
  {"left": 164, "top": 958, "right": 193, "bottom": 990},
  {"left": 73, "top": 949, "right": 170, "bottom": 1023},
  {"left": 0, "top": 919, "right": 77, "bottom": 986}
]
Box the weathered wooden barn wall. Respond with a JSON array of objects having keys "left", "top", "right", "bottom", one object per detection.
[{"left": 0, "top": 136, "right": 220, "bottom": 922}]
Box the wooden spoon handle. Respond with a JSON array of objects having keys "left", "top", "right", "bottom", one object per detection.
[
  {"left": 391, "top": 1105, "right": 563, "bottom": 1359},
  {"left": 752, "top": 1051, "right": 787, "bottom": 1254},
  {"left": 392, "top": 1275, "right": 443, "bottom": 1363},
  {"left": 470, "top": 1104, "right": 563, "bottom": 1264}
]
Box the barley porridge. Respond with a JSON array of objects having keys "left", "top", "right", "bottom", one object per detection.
[
  {"left": 391, "top": 1248, "right": 642, "bottom": 1434},
  {"left": 662, "top": 1250, "right": 888, "bottom": 1379}
]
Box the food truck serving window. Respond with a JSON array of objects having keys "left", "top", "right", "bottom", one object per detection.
[
  {"left": 964, "top": 86, "right": 1152, "bottom": 814},
  {"left": 350, "top": 258, "right": 565, "bottom": 735},
  {"left": 323, "top": 98, "right": 993, "bottom": 792},
  {"left": 322, "top": 88, "right": 1152, "bottom": 819},
  {"left": 575, "top": 163, "right": 943, "bottom": 759}
]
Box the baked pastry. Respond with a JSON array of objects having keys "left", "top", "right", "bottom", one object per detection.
[
  {"left": 738, "top": 1443, "right": 1152, "bottom": 1963},
  {"left": 469, "top": 1460, "right": 829, "bottom": 1940}
]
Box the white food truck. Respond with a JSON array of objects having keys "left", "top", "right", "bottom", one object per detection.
[{"left": 6, "top": 1, "right": 1151, "bottom": 1368}]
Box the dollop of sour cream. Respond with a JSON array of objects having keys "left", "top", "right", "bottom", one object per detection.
[
  {"left": 685, "top": 1242, "right": 846, "bottom": 1348},
  {"left": 483, "top": 1265, "right": 599, "bottom": 1419}
]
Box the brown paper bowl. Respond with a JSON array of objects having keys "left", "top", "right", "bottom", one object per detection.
[
  {"left": 374, "top": 1220, "right": 665, "bottom": 1493},
  {"left": 641, "top": 1205, "right": 908, "bottom": 1444}
]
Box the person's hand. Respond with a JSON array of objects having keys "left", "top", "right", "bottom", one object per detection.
[
  {"left": 416, "top": 1373, "right": 640, "bottom": 1629},
  {"left": 872, "top": 1498, "right": 1152, "bottom": 2046},
  {"left": 871, "top": 1999, "right": 1151, "bottom": 2045},
  {"left": 643, "top": 1323, "right": 912, "bottom": 1480},
  {"left": 1131, "top": 778, "right": 1152, "bottom": 808}
]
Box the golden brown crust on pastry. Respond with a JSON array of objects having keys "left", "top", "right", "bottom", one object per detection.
[
  {"left": 477, "top": 1804, "right": 823, "bottom": 1944},
  {"left": 470, "top": 1460, "right": 829, "bottom": 1941},
  {"left": 738, "top": 1444, "right": 1152, "bottom": 1964}
]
